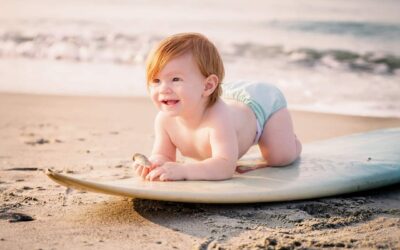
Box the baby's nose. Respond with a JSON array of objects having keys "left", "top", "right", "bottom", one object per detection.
[{"left": 159, "top": 82, "right": 173, "bottom": 93}]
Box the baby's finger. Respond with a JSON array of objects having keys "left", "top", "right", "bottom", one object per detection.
[
  {"left": 135, "top": 165, "right": 144, "bottom": 176},
  {"left": 159, "top": 173, "right": 169, "bottom": 182},
  {"left": 145, "top": 170, "right": 156, "bottom": 181},
  {"left": 141, "top": 167, "right": 150, "bottom": 179},
  {"left": 147, "top": 169, "right": 162, "bottom": 181},
  {"left": 132, "top": 162, "right": 139, "bottom": 170}
]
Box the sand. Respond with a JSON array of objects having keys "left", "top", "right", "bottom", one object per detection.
[{"left": 1, "top": 93, "right": 400, "bottom": 249}]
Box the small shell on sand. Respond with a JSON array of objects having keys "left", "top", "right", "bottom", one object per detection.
[{"left": 132, "top": 153, "right": 151, "bottom": 167}]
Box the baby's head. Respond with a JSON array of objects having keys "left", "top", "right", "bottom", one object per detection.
[{"left": 146, "top": 33, "right": 225, "bottom": 107}]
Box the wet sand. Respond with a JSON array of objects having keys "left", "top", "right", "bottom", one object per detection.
[{"left": 1, "top": 93, "right": 400, "bottom": 249}]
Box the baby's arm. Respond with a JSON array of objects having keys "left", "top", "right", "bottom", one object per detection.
[
  {"left": 183, "top": 117, "right": 238, "bottom": 180},
  {"left": 135, "top": 112, "right": 176, "bottom": 179},
  {"left": 151, "top": 112, "right": 176, "bottom": 162}
]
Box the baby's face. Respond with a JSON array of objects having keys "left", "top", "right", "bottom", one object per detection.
[{"left": 149, "top": 53, "right": 207, "bottom": 117}]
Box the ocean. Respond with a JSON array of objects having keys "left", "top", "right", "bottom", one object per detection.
[{"left": 0, "top": 0, "right": 399, "bottom": 117}]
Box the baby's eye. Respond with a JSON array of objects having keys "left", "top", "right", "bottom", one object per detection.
[
  {"left": 150, "top": 79, "right": 160, "bottom": 85},
  {"left": 172, "top": 77, "right": 182, "bottom": 82}
]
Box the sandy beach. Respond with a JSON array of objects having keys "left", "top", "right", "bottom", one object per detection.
[{"left": 1, "top": 93, "right": 400, "bottom": 249}]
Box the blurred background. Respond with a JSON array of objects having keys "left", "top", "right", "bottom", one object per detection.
[{"left": 0, "top": 0, "right": 399, "bottom": 117}]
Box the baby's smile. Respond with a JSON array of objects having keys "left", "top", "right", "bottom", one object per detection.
[{"left": 161, "top": 99, "right": 180, "bottom": 105}]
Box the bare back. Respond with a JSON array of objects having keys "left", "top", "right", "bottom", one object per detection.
[{"left": 223, "top": 98, "right": 258, "bottom": 157}]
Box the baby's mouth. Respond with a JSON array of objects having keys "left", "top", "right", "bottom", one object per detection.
[{"left": 161, "top": 100, "right": 180, "bottom": 105}]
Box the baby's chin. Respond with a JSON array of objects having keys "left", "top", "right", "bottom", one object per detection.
[{"left": 158, "top": 105, "right": 181, "bottom": 116}]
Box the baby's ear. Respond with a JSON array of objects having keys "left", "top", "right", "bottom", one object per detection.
[{"left": 203, "top": 74, "right": 219, "bottom": 97}]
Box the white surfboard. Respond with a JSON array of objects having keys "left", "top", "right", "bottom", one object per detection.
[{"left": 46, "top": 128, "right": 400, "bottom": 203}]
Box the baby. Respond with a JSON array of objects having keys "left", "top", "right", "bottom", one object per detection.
[{"left": 134, "top": 33, "right": 302, "bottom": 181}]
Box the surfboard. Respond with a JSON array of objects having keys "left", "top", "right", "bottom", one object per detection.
[{"left": 46, "top": 128, "right": 400, "bottom": 203}]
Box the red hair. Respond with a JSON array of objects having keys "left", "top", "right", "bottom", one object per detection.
[{"left": 146, "top": 33, "right": 225, "bottom": 107}]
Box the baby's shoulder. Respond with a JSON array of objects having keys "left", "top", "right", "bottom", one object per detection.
[{"left": 154, "top": 111, "right": 174, "bottom": 126}]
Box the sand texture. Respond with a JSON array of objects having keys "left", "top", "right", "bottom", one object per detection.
[{"left": 1, "top": 93, "right": 400, "bottom": 249}]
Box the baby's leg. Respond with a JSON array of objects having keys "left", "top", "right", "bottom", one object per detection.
[{"left": 258, "top": 108, "right": 302, "bottom": 166}]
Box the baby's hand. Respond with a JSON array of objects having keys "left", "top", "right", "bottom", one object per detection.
[
  {"left": 133, "top": 154, "right": 161, "bottom": 179},
  {"left": 134, "top": 161, "right": 158, "bottom": 179},
  {"left": 145, "top": 162, "right": 186, "bottom": 181}
]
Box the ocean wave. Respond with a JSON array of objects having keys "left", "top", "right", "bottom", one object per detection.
[
  {"left": 0, "top": 30, "right": 160, "bottom": 65},
  {"left": 268, "top": 21, "right": 400, "bottom": 40},
  {"left": 218, "top": 43, "right": 400, "bottom": 75},
  {"left": 0, "top": 30, "right": 400, "bottom": 76}
]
